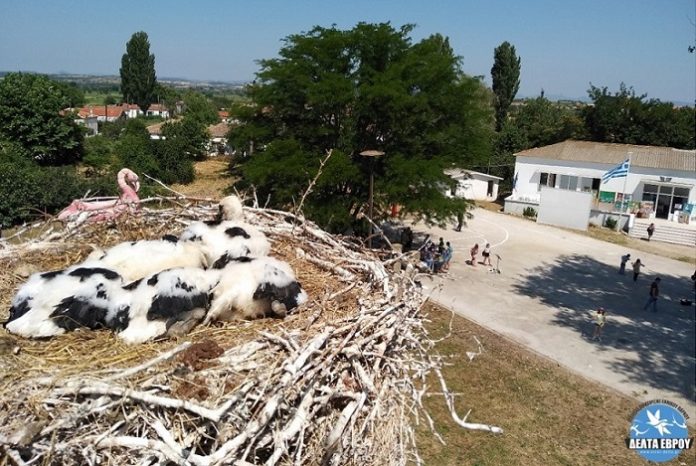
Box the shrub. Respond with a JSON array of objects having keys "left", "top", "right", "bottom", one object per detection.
[
  {"left": 83, "top": 135, "right": 117, "bottom": 169},
  {"left": 0, "top": 142, "right": 116, "bottom": 227},
  {"left": 522, "top": 206, "right": 537, "bottom": 218},
  {"left": 604, "top": 217, "right": 618, "bottom": 229}
]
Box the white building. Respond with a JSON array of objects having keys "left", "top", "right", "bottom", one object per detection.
[
  {"left": 445, "top": 169, "right": 502, "bottom": 201},
  {"left": 504, "top": 141, "right": 696, "bottom": 242}
]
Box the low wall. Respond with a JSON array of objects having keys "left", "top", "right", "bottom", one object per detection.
[
  {"left": 504, "top": 198, "right": 539, "bottom": 216},
  {"left": 589, "top": 209, "right": 631, "bottom": 230}
]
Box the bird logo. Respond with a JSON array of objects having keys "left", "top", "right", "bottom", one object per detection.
[
  {"left": 646, "top": 409, "right": 672, "bottom": 436},
  {"left": 630, "top": 424, "right": 649, "bottom": 436}
]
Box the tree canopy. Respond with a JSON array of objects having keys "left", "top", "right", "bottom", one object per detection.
[
  {"left": 0, "top": 72, "right": 84, "bottom": 165},
  {"left": 182, "top": 90, "right": 219, "bottom": 125},
  {"left": 491, "top": 41, "right": 521, "bottom": 131},
  {"left": 583, "top": 83, "right": 694, "bottom": 148},
  {"left": 230, "top": 23, "right": 494, "bottom": 232},
  {"left": 120, "top": 31, "right": 158, "bottom": 113}
]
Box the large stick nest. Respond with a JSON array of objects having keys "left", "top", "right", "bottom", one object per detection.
[{"left": 0, "top": 199, "right": 498, "bottom": 466}]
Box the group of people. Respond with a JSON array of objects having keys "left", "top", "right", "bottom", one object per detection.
[
  {"left": 591, "top": 275, "right": 662, "bottom": 341},
  {"left": 469, "top": 242, "right": 493, "bottom": 268},
  {"left": 594, "top": 251, "right": 672, "bottom": 341},
  {"left": 619, "top": 253, "right": 662, "bottom": 310},
  {"left": 419, "top": 236, "right": 497, "bottom": 273},
  {"left": 618, "top": 253, "right": 647, "bottom": 282},
  {"left": 420, "top": 237, "right": 454, "bottom": 273}
]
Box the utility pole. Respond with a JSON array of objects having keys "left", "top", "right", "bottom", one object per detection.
[{"left": 360, "top": 150, "right": 385, "bottom": 248}]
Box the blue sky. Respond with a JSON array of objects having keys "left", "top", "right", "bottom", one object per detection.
[{"left": 1, "top": 0, "right": 694, "bottom": 103}]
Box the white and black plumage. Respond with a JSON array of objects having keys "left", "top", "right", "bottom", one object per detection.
[
  {"left": 84, "top": 238, "right": 208, "bottom": 282},
  {"left": 205, "top": 255, "right": 308, "bottom": 324},
  {"left": 113, "top": 267, "right": 221, "bottom": 345},
  {"left": 218, "top": 195, "right": 244, "bottom": 222},
  {"left": 4, "top": 266, "right": 124, "bottom": 338},
  {"left": 180, "top": 220, "right": 271, "bottom": 264},
  {"left": 179, "top": 194, "right": 269, "bottom": 263}
]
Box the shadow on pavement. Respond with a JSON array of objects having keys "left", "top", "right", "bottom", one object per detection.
[{"left": 512, "top": 254, "right": 695, "bottom": 404}]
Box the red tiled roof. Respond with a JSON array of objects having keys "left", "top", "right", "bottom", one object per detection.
[
  {"left": 147, "top": 103, "right": 168, "bottom": 112},
  {"left": 76, "top": 105, "right": 126, "bottom": 118},
  {"left": 208, "top": 122, "right": 230, "bottom": 138}
]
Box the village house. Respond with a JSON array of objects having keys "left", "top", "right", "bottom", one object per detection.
[
  {"left": 445, "top": 168, "right": 502, "bottom": 201},
  {"left": 146, "top": 120, "right": 231, "bottom": 156},
  {"left": 66, "top": 103, "right": 171, "bottom": 134},
  {"left": 504, "top": 140, "right": 696, "bottom": 244},
  {"left": 207, "top": 122, "right": 231, "bottom": 156}
]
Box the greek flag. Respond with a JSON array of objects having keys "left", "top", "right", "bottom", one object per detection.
[{"left": 602, "top": 159, "right": 630, "bottom": 183}]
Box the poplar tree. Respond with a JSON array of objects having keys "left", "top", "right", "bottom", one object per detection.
[
  {"left": 491, "top": 41, "right": 521, "bottom": 131},
  {"left": 120, "top": 31, "right": 158, "bottom": 113}
]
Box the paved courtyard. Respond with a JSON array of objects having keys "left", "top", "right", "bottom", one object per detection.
[{"left": 415, "top": 208, "right": 696, "bottom": 418}]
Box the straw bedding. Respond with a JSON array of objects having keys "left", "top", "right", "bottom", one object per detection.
[{"left": 0, "top": 198, "right": 499, "bottom": 465}]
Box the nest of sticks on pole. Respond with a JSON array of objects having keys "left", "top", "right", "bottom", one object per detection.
[{"left": 0, "top": 197, "right": 501, "bottom": 466}]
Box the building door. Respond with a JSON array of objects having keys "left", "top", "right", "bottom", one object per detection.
[{"left": 655, "top": 192, "right": 671, "bottom": 219}]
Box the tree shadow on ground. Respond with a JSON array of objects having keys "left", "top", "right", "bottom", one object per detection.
[{"left": 512, "top": 254, "right": 695, "bottom": 403}]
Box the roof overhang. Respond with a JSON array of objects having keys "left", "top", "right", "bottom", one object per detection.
[{"left": 640, "top": 179, "right": 694, "bottom": 189}]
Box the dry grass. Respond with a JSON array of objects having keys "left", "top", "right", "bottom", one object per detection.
[
  {"left": 416, "top": 303, "right": 696, "bottom": 466},
  {"left": 581, "top": 225, "right": 695, "bottom": 266},
  {"left": 474, "top": 200, "right": 505, "bottom": 213},
  {"left": 171, "top": 157, "right": 236, "bottom": 199}
]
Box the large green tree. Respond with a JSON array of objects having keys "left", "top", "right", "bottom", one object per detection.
[
  {"left": 491, "top": 41, "right": 521, "bottom": 131},
  {"left": 120, "top": 31, "right": 158, "bottom": 113},
  {"left": 489, "top": 96, "right": 585, "bottom": 191},
  {"left": 513, "top": 96, "right": 585, "bottom": 148},
  {"left": 182, "top": 90, "right": 219, "bottom": 125},
  {"left": 230, "top": 23, "right": 493, "bottom": 232},
  {"left": 583, "top": 83, "right": 694, "bottom": 148},
  {"left": 161, "top": 116, "right": 210, "bottom": 160},
  {"left": 0, "top": 72, "right": 84, "bottom": 165}
]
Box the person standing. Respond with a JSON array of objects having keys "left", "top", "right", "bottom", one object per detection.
[
  {"left": 470, "top": 243, "right": 479, "bottom": 267},
  {"left": 455, "top": 211, "right": 464, "bottom": 232},
  {"left": 592, "top": 307, "right": 607, "bottom": 341},
  {"left": 443, "top": 241, "right": 454, "bottom": 271},
  {"left": 643, "top": 277, "right": 661, "bottom": 312},
  {"left": 632, "top": 259, "right": 645, "bottom": 282},
  {"left": 482, "top": 242, "right": 493, "bottom": 267},
  {"left": 619, "top": 253, "right": 631, "bottom": 275},
  {"left": 646, "top": 223, "right": 655, "bottom": 241}
]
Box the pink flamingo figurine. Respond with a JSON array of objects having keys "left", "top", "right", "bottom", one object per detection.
[{"left": 58, "top": 168, "right": 141, "bottom": 222}]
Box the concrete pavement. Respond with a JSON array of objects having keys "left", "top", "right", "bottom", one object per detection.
[{"left": 414, "top": 208, "right": 696, "bottom": 418}]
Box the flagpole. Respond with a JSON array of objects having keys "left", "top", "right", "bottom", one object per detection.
[{"left": 618, "top": 152, "right": 632, "bottom": 231}]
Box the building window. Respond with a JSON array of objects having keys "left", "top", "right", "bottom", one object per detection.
[
  {"left": 539, "top": 172, "right": 556, "bottom": 191},
  {"left": 560, "top": 175, "right": 579, "bottom": 191},
  {"left": 644, "top": 184, "right": 658, "bottom": 194}
]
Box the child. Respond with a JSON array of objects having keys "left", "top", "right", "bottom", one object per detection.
[
  {"left": 592, "top": 307, "right": 606, "bottom": 341},
  {"left": 632, "top": 259, "right": 644, "bottom": 282},
  {"left": 470, "top": 243, "right": 479, "bottom": 267},
  {"left": 482, "top": 243, "right": 492, "bottom": 267},
  {"left": 441, "top": 241, "right": 453, "bottom": 271}
]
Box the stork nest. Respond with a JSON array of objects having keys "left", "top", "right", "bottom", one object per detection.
[{"left": 0, "top": 198, "right": 500, "bottom": 466}]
